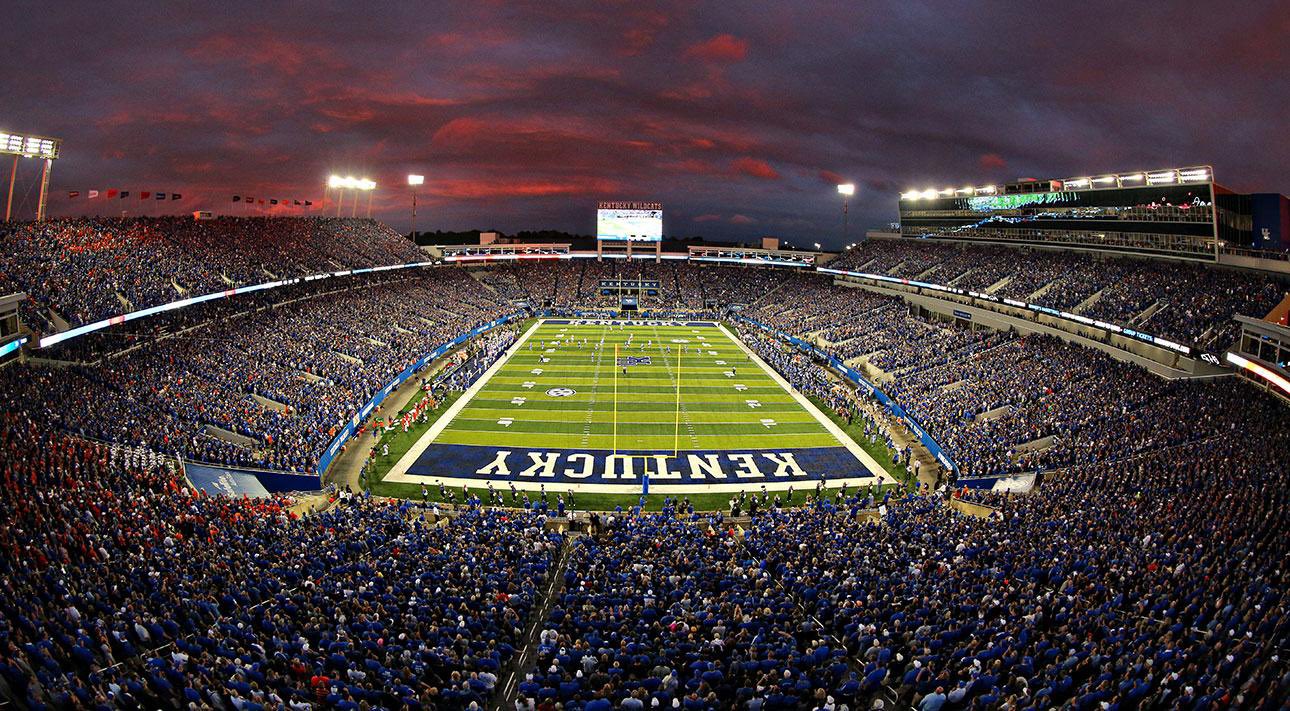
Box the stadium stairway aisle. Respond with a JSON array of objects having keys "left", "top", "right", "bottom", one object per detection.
[
  {"left": 495, "top": 532, "right": 578, "bottom": 710},
  {"left": 324, "top": 337, "right": 478, "bottom": 492},
  {"left": 735, "top": 516, "right": 903, "bottom": 711}
]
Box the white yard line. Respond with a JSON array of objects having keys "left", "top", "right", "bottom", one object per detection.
[
  {"left": 651, "top": 323, "right": 700, "bottom": 449},
  {"left": 579, "top": 324, "right": 608, "bottom": 447},
  {"left": 717, "top": 322, "right": 890, "bottom": 485}
]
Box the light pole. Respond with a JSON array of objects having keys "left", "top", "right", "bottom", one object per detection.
[
  {"left": 328, "top": 175, "right": 347, "bottom": 217},
  {"left": 408, "top": 174, "right": 424, "bottom": 238},
  {"left": 837, "top": 183, "right": 855, "bottom": 246},
  {"left": 1, "top": 131, "right": 61, "bottom": 222},
  {"left": 329, "top": 176, "right": 375, "bottom": 218},
  {"left": 361, "top": 179, "right": 376, "bottom": 218}
]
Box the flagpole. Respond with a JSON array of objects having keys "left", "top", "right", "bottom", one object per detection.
[
  {"left": 673, "top": 341, "right": 681, "bottom": 458},
  {"left": 613, "top": 343, "right": 619, "bottom": 456}
]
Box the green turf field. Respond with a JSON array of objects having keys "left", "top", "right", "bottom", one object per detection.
[{"left": 434, "top": 320, "right": 843, "bottom": 452}]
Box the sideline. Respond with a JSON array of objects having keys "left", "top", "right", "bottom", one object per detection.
[
  {"left": 385, "top": 319, "right": 545, "bottom": 481},
  {"left": 718, "top": 322, "right": 889, "bottom": 485}
]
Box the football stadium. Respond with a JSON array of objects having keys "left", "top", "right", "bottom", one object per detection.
[{"left": 1, "top": 3, "right": 1288, "bottom": 710}]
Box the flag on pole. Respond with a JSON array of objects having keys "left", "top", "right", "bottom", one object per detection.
[
  {"left": 107, "top": 189, "right": 119, "bottom": 198},
  {"left": 170, "top": 193, "right": 181, "bottom": 200},
  {"left": 233, "top": 195, "right": 241, "bottom": 202},
  {"left": 68, "top": 191, "right": 80, "bottom": 198},
  {"left": 156, "top": 192, "right": 166, "bottom": 200},
  {"left": 120, "top": 191, "right": 130, "bottom": 198},
  {"left": 140, "top": 191, "right": 151, "bottom": 200},
  {"left": 88, "top": 190, "right": 99, "bottom": 198}
]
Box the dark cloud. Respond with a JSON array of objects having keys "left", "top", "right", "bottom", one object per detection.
[{"left": 2, "top": 0, "right": 1285, "bottom": 247}]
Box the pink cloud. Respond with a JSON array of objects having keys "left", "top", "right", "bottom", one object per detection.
[
  {"left": 979, "top": 153, "right": 1007, "bottom": 171},
  {"left": 187, "top": 31, "right": 342, "bottom": 76},
  {"left": 619, "top": 10, "right": 670, "bottom": 56},
  {"left": 729, "top": 214, "right": 756, "bottom": 225},
  {"left": 684, "top": 34, "right": 749, "bottom": 63},
  {"left": 430, "top": 177, "right": 622, "bottom": 200},
  {"left": 693, "top": 213, "right": 722, "bottom": 222},
  {"left": 731, "top": 157, "right": 781, "bottom": 180}
]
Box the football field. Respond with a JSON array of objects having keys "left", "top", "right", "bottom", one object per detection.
[{"left": 385, "top": 319, "right": 885, "bottom": 494}]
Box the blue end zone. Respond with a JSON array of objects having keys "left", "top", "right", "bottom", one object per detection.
[{"left": 406, "top": 443, "right": 872, "bottom": 485}]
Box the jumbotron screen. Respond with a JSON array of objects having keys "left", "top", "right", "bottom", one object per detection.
[{"left": 597, "top": 202, "right": 663, "bottom": 242}]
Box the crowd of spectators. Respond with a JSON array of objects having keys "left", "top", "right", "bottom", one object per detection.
[
  {"left": 0, "top": 217, "right": 426, "bottom": 335},
  {"left": 0, "top": 269, "right": 515, "bottom": 472},
  {"left": 0, "top": 240, "right": 1288, "bottom": 709},
  {"left": 4, "top": 239, "right": 1284, "bottom": 489},
  {"left": 0, "top": 414, "right": 561, "bottom": 709},
  {"left": 512, "top": 373, "right": 1289, "bottom": 710},
  {"left": 526, "top": 514, "right": 857, "bottom": 710},
  {"left": 829, "top": 239, "right": 1287, "bottom": 347},
  {"left": 740, "top": 401, "right": 1289, "bottom": 708},
  {"left": 741, "top": 271, "right": 1288, "bottom": 482}
]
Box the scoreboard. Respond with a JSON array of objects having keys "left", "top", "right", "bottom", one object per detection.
[{"left": 597, "top": 201, "right": 662, "bottom": 242}]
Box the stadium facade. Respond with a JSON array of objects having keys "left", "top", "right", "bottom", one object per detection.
[{"left": 898, "top": 165, "right": 1289, "bottom": 259}]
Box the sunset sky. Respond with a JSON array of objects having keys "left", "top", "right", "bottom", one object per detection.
[{"left": 3, "top": 0, "right": 1286, "bottom": 246}]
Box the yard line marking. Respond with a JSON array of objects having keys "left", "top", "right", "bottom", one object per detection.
[
  {"left": 580, "top": 323, "right": 608, "bottom": 447},
  {"left": 652, "top": 322, "right": 701, "bottom": 449}
]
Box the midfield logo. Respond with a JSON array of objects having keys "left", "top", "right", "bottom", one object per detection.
[{"left": 616, "top": 356, "right": 652, "bottom": 367}]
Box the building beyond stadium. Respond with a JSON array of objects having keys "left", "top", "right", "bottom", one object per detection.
[{"left": 898, "top": 166, "right": 1290, "bottom": 259}]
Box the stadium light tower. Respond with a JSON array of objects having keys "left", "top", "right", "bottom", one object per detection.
[
  {"left": 2, "top": 131, "right": 61, "bottom": 223},
  {"left": 837, "top": 183, "right": 856, "bottom": 245},
  {"left": 357, "top": 178, "right": 376, "bottom": 218},
  {"left": 328, "top": 175, "right": 348, "bottom": 217},
  {"left": 407, "top": 174, "right": 424, "bottom": 238},
  {"left": 327, "top": 176, "right": 375, "bottom": 217}
]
